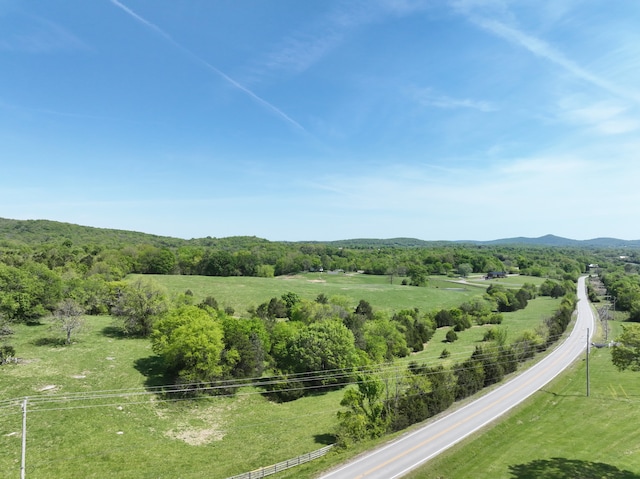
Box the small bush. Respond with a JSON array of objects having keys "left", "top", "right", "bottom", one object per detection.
[
  {"left": 445, "top": 329, "right": 458, "bottom": 343},
  {"left": 0, "top": 344, "right": 16, "bottom": 365}
]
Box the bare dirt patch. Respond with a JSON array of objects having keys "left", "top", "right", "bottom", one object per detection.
[
  {"left": 159, "top": 401, "right": 235, "bottom": 445},
  {"left": 37, "top": 384, "right": 58, "bottom": 392}
]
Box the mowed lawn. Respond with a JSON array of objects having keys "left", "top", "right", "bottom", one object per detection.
[{"left": 0, "top": 274, "right": 564, "bottom": 478}]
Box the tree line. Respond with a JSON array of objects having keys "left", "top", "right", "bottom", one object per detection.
[{"left": 336, "top": 291, "right": 578, "bottom": 446}]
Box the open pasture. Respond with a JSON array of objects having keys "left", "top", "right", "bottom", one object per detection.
[
  {"left": 135, "top": 273, "right": 488, "bottom": 315},
  {"left": 0, "top": 274, "right": 564, "bottom": 478}
]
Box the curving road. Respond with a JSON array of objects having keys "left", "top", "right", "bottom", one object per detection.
[{"left": 320, "top": 276, "right": 595, "bottom": 479}]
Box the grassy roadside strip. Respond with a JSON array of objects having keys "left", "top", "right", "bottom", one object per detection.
[{"left": 402, "top": 318, "right": 640, "bottom": 478}]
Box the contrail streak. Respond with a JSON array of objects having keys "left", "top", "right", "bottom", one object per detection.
[
  {"left": 109, "top": 0, "right": 305, "bottom": 131},
  {"left": 471, "top": 15, "right": 640, "bottom": 105}
]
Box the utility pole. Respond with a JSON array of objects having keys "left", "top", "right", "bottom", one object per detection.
[
  {"left": 21, "top": 397, "right": 27, "bottom": 479},
  {"left": 586, "top": 329, "right": 590, "bottom": 397}
]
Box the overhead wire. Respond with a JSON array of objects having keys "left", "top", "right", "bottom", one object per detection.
[{"left": 0, "top": 330, "right": 570, "bottom": 413}]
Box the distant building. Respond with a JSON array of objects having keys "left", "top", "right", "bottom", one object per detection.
[{"left": 485, "top": 271, "right": 507, "bottom": 279}]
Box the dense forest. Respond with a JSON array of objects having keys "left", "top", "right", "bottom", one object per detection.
[{"left": 2, "top": 217, "right": 640, "bottom": 444}]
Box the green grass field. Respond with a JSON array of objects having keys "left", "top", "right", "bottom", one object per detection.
[
  {"left": 0, "top": 315, "right": 345, "bottom": 479},
  {"left": 0, "top": 274, "right": 579, "bottom": 478},
  {"left": 133, "top": 272, "right": 487, "bottom": 316}
]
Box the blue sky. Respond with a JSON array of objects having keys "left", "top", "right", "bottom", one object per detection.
[{"left": 1, "top": 0, "right": 639, "bottom": 241}]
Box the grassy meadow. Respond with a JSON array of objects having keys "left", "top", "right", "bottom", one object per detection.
[
  {"left": 0, "top": 274, "right": 564, "bottom": 478},
  {"left": 133, "top": 272, "right": 546, "bottom": 316}
]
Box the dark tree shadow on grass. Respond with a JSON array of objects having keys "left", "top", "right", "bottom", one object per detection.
[
  {"left": 102, "top": 325, "right": 127, "bottom": 339},
  {"left": 134, "top": 355, "right": 172, "bottom": 389},
  {"left": 314, "top": 433, "right": 336, "bottom": 445},
  {"left": 33, "top": 337, "right": 67, "bottom": 347},
  {"left": 509, "top": 458, "right": 640, "bottom": 479}
]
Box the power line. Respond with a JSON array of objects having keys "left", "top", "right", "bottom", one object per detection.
[{"left": 1, "top": 331, "right": 569, "bottom": 412}]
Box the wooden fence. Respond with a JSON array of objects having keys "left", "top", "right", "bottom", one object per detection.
[{"left": 226, "top": 444, "right": 334, "bottom": 479}]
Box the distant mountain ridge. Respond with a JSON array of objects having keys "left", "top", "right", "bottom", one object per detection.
[
  {"left": 468, "top": 234, "right": 640, "bottom": 248},
  {"left": 0, "top": 217, "right": 639, "bottom": 248},
  {"left": 324, "top": 234, "right": 640, "bottom": 248}
]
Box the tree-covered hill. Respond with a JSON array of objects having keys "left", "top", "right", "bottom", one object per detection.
[
  {"left": 0, "top": 217, "right": 186, "bottom": 247},
  {"left": 2, "top": 217, "right": 640, "bottom": 249}
]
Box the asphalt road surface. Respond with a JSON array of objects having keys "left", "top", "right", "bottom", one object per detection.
[{"left": 319, "top": 276, "right": 595, "bottom": 479}]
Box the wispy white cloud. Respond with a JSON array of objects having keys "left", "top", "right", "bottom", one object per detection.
[
  {"left": 257, "top": 0, "right": 432, "bottom": 77},
  {"left": 413, "top": 87, "right": 496, "bottom": 112},
  {"left": 0, "top": 16, "right": 87, "bottom": 53},
  {"left": 0, "top": 99, "right": 161, "bottom": 125},
  {"left": 458, "top": 11, "right": 640, "bottom": 105},
  {"left": 500, "top": 155, "right": 592, "bottom": 175},
  {"left": 109, "top": 0, "right": 305, "bottom": 132},
  {"left": 558, "top": 98, "right": 639, "bottom": 135},
  {"left": 262, "top": 33, "right": 342, "bottom": 75}
]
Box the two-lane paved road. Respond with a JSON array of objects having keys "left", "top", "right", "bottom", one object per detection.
[{"left": 320, "top": 276, "right": 595, "bottom": 479}]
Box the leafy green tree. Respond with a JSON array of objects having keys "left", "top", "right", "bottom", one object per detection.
[
  {"left": 392, "top": 309, "right": 435, "bottom": 352},
  {"left": 354, "top": 299, "right": 374, "bottom": 320},
  {"left": 197, "top": 296, "right": 219, "bottom": 310},
  {"left": 445, "top": 329, "right": 458, "bottom": 343},
  {"left": 612, "top": 324, "right": 640, "bottom": 371},
  {"left": 290, "top": 299, "right": 327, "bottom": 324},
  {"left": 176, "top": 246, "right": 204, "bottom": 275},
  {"left": 472, "top": 345, "right": 504, "bottom": 387},
  {"left": 220, "top": 315, "right": 270, "bottom": 378},
  {"left": 457, "top": 263, "right": 473, "bottom": 278},
  {"left": 363, "top": 319, "right": 409, "bottom": 362},
  {"left": 452, "top": 313, "right": 472, "bottom": 332},
  {"left": 454, "top": 354, "right": 484, "bottom": 400},
  {"left": 512, "top": 329, "right": 543, "bottom": 361},
  {"left": 483, "top": 326, "right": 508, "bottom": 346},
  {"left": 336, "top": 374, "right": 389, "bottom": 446},
  {"left": 137, "top": 246, "right": 176, "bottom": 274},
  {"left": 434, "top": 309, "right": 453, "bottom": 328},
  {"left": 387, "top": 363, "right": 432, "bottom": 431},
  {"left": 112, "top": 278, "right": 169, "bottom": 336},
  {"left": 315, "top": 293, "right": 329, "bottom": 304},
  {"left": 550, "top": 283, "right": 566, "bottom": 299},
  {"left": 515, "top": 287, "right": 531, "bottom": 309},
  {"left": 235, "top": 250, "right": 258, "bottom": 276},
  {"left": 407, "top": 264, "right": 428, "bottom": 286},
  {"left": 0, "top": 262, "right": 61, "bottom": 322},
  {"left": 151, "top": 305, "right": 224, "bottom": 383},
  {"left": 268, "top": 297, "right": 288, "bottom": 319},
  {"left": 64, "top": 275, "right": 110, "bottom": 315},
  {"left": 281, "top": 291, "right": 301, "bottom": 318},
  {"left": 256, "top": 264, "right": 275, "bottom": 278},
  {"left": 199, "top": 250, "right": 236, "bottom": 276},
  {"left": 629, "top": 301, "right": 640, "bottom": 323},
  {"left": 539, "top": 279, "right": 565, "bottom": 298},
  {"left": 460, "top": 298, "right": 492, "bottom": 319},
  {"left": 279, "top": 320, "right": 362, "bottom": 388},
  {"left": 268, "top": 321, "right": 303, "bottom": 368}
]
